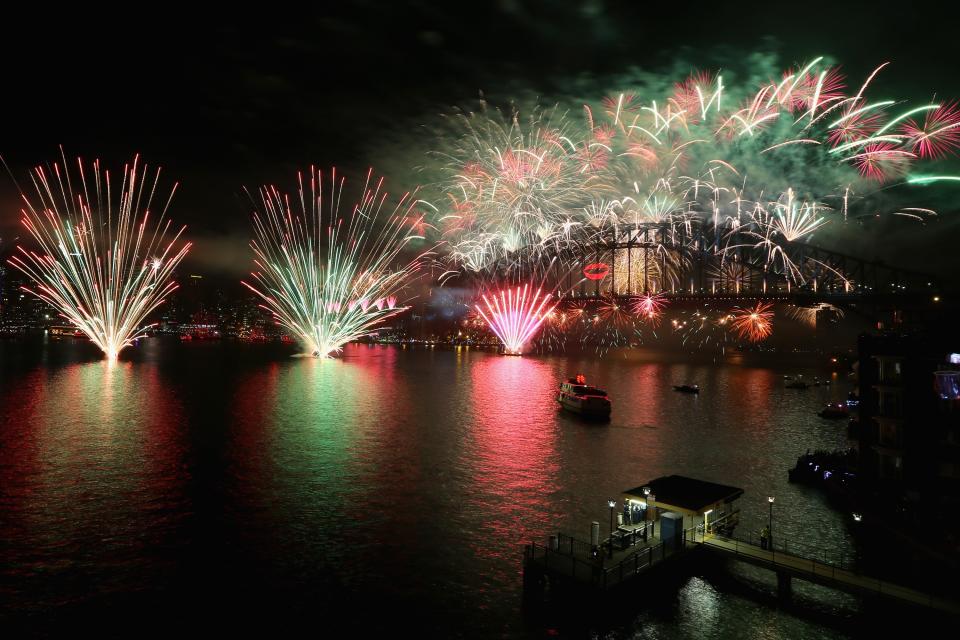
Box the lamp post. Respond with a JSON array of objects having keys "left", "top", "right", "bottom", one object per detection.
[
  {"left": 608, "top": 499, "right": 616, "bottom": 558},
  {"left": 767, "top": 496, "right": 775, "bottom": 558},
  {"left": 643, "top": 487, "right": 651, "bottom": 539}
]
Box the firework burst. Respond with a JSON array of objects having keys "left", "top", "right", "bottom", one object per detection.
[
  {"left": 432, "top": 103, "right": 608, "bottom": 274},
  {"left": 785, "top": 302, "right": 844, "bottom": 328},
  {"left": 242, "top": 168, "right": 429, "bottom": 358},
  {"left": 901, "top": 102, "right": 960, "bottom": 160},
  {"left": 9, "top": 153, "right": 191, "bottom": 360},
  {"left": 729, "top": 302, "right": 774, "bottom": 342},
  {"left": 475, "top": 283, "right": 557, "bottom": 355},
  {"left": 631, "top": 292, "right": 667, "bottom": 324}
]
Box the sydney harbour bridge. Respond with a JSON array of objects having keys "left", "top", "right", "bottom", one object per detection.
[{"left": 549, "top": 221, "right": 941, "bottom": 316}]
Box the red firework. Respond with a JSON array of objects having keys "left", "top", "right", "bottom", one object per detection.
[
  {"left": 852, "top": 142, "right": 914, "bottom": 181},
  {"left": 729, "top": 302, "right": 774, "bottom": 342},
  {"left": 602, "top": 92, "right": 640, "bottom": 121},
  {"left": 577, "top": 145, "right": 610, "bottom": 173},
  {"left": 827, "top": 107, "right": 883, "bottom": 147},
  {"left": 671, "top": 70, "right": 716, "bottom": 123},
  {"left": 622, "top": 140, "right": 658, "bottom": 172},
  {"left": 631, "top": 293, "right": 667, "bottom": 324},
  {"left": 597, "top": 294, "right": 633, "bottom": 328},
  {"left": 592, "top": 124, "right": 617, "bottom": 146},
  {"left": 901, "top": 101, "right": 960, "bottom": 159},
  {"left": 498, "top": 150, "right": 538, "bottom": 183},
  {"left": 783, "top": 66, "right": 846, "bottom": 112}
]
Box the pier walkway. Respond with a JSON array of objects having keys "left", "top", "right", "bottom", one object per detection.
[{"left": 691, "top": 530, "right": 960, "bottom": 616}]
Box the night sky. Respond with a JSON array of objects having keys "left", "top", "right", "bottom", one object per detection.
[{"left": 2, "top": 1, "right": 958, "bottom": 281}]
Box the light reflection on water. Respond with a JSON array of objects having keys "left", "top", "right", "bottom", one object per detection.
[{"left": 1, "top": 338, "right": 860, "bottom": 637}]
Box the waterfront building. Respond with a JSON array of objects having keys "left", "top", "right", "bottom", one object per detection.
[{"left": 857, "top": 332, "right": 960, "bottom": 517}]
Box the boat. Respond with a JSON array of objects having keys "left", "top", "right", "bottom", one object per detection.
[
  {"left": 558, "top": 374, "right": 611, "bottom": 418},
  {"left": 818, "top": 402, "right": 849, "bottom": 419},
  {"left": 673, "top": 384, "right": 700, "bottom": 394},
  {"left": 785, "top": 376, "right": 810, "bottom": 389}
]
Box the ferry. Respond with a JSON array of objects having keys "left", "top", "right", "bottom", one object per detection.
[{"left": 558, "top": 374, "right": 611, "bottom": 418}]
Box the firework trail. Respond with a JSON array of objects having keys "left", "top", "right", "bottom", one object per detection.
[
  {"left": 729, "top": 302, "right": 774, "bottom": 342},
  {"left": 9, "top": 153, "right": 190, "bottom": 360},
  {"left": 785, "top": 302, "right": 844, "bottom": 328},
  {"left": 242, "top": 168, "right": 430, "bottom": 358},
  {"left": 475, "top": 283, "right": 557, "bottom": 355}
]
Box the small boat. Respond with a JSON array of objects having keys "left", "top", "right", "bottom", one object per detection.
[
  {"left": 673, "top": 384, "right": 700, "bottom": 394},
  {"left": 558, "top": 374, "right": 611, "bottom": 418},
  {"left": 785, "top": 376, "right": 810, "bottom": 389},
  {"left": 818, "top": 402, "right": 849, "bottom": 419}
]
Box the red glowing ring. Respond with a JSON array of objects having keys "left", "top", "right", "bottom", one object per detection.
[{"left": 583, "top": 263, "right": 610, "bottom": 281}]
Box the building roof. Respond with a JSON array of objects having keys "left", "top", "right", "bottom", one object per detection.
[{"left": 623, "top": 475, "right": 744, "bottom": 514}]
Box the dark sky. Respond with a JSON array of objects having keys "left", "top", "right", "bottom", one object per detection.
[{"left": 1, "top": 1, "right": 958, "bottom": 281}]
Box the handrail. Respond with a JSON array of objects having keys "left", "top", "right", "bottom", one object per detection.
[
  {"left": 717, "top": 530, "right": 852, "bottom": 570},
  {"left": 695, "top": 534, "right": 955, "bottom": 611}
]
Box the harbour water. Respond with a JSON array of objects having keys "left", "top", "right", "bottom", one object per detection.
[{"left": 1, "top": 337, "right": 876, "bottom": 637}]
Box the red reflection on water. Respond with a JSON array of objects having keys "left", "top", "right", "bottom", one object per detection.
[
  {"left": 464, "top": 353, "right": 561, "bottom": 568},
  {"left": 0, "top": 358, "right": 186, "bottom": 610},
  {"left": 725, "top": 367, "right": 778, "bottom": 436}
]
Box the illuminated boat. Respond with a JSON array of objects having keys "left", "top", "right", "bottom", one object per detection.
[
  {"left": 48, "top": 325, "right": 86, "bottom": 340},
  {"left": 818, "top": 402, "right": 849, "bottom": 419},
  {"left": 558, "top": 374, "right": 611, "bottom": 418},
  {"left": 673, "top": 384, "right": 699, "bottom": 394}
]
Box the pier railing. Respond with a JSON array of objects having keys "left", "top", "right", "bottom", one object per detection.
[
  {"left": 525, "top": 529, "right": 692, "bottom": 591},
  {"left": 555, "top": 533, "right": 595, "bottom": 559},
  {"left": 715, "top": 529, "right": 854, "bottom": 571},
  {"left": 525, "top": 541, "right": 672, "bottom": 590}
]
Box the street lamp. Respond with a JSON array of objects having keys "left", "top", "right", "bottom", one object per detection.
[
  {"left": 638, "top": 488, "right": 651, "bottom": 540},
  {"left": 608, "top": 499, "right": 616, "bottom": 558},
  {"left": 767, "top": 496, "right": 775, "bottom": 558}
]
